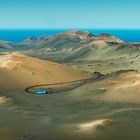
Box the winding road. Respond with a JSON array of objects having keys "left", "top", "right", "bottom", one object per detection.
[{"left": 25, "top": 73, "right": 104, "bottom": 94}]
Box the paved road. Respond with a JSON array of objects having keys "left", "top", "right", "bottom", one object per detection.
[{"left": 25, "top": 73, "right": 104, "bottom": 94}]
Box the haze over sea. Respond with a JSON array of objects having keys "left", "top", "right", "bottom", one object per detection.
[{"left": 0, "top": 29, "right": 140, "bottom": 42}]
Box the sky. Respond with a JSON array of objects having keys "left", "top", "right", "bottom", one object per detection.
[{"left": 0, "top": 0, "right": 140, "bottom": 29}]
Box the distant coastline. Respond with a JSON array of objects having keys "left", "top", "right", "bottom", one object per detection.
[{"left": 0, "top": 29, "right": 140, "bottom": 42}]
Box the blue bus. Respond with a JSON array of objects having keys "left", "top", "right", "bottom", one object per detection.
[{"left": 34, "top": 89, "right": 48, "bottom": 94}]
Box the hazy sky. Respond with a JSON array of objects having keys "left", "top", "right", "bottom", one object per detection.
[{"left": 0, "top": 0, "right": 140, "bottom": 29}]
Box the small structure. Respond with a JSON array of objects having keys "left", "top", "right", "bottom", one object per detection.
[{"left": 34, "top": 89, "right": 48, "bottom": 94}]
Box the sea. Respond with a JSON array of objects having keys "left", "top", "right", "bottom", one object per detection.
[{"left": 0, "top": 29, "right": 140, "bottom": 43}]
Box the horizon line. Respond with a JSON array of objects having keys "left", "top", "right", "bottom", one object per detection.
[{"left": 0, "top": 28, "right": 140, "bottom": 30}]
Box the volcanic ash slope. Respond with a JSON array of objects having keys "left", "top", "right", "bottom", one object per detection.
[{"left": 0, "top": 52, "right": 89, "bottom": 91}]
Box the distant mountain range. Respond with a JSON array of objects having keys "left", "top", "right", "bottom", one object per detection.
[{"left": 0, "top": 31, "right": 140, "bottom": 63}]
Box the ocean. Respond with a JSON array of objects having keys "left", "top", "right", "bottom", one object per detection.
[{"left": 0, "top": 29, "right": 140, "bottom": 42}]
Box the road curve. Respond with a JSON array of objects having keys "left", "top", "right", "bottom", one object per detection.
[{"left": 25, "top": 73, "right": 104, "bottom": 94}]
